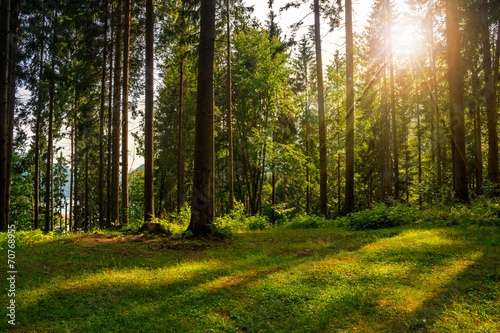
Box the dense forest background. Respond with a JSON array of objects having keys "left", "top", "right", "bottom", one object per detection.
[{"left": 1, "top": 0, "right": 500, "bottom": 233}]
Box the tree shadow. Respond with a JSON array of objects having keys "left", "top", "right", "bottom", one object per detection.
[{"left": 5, "top": 227, "right": 407, "bottom": 331}]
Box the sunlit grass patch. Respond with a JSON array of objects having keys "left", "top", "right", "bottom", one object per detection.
[{"left": 3, "top": 224, "right": 499, "bottom": 332}]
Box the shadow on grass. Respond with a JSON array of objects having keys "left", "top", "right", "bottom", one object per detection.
[{"left": 6, "top": 226, "right": 498, "bottom": 332}]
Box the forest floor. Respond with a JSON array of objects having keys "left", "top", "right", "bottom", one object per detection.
[{"left": 2, "top": 223, "right": 499, "bottom": 332}]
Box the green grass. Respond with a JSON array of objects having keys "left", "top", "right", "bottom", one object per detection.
[{"left": 1, "top": 223, "right": 499, "bottom": 332}]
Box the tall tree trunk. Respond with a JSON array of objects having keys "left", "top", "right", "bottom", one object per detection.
[
  {"left": 475, "top": 103, "right": 483, "bottom": 195},
  {"left": 45, "top": 44, "right": 55, "bottom": 234},
  {"left": 345, "top": 0, "right": 354, "bottom": 213},
  {"left": 121, "top": 0, "right": 130, "bottom": 225},
  {"left": 73, "top": 105, "right": 79, "bottom": 232},
  {"left": 493, "top": 23, "right": 500, "bottom": 96},
  {"left": 177, "top": 54, "right": 184, "bottom": 213},
  {"left": 227, "top": 0, "right": 234, "bottom": 211},
  {"left": 387, "top": 0, "right": 398, "bottom": 200},
  {"left": 107, "top": 15, "right": 114, "bottom": 227},
  {"left": 446, "top": 0, "right": 469, "bottom": 203},
  {"left": 429, "top": 7, "right": 442, "bottom": 187},
  {"left": 0, "top": 0, "right": 11, "bottom": 231},
  {"left": 314, "top": 0, "right": 327, "bottom": 217},
  {"left": 382, "top": 65, "right": 392, "bottom": 199},
  {"left": 337, "top": 132, "right": 341, "bottom": 216},
  {"left": 480, "top": 0, "right": 499, "bottom": 186},
  {"left": 34, "top": 29, "right": 44, "bottom": 230},
  {"left": 69, "top": 123, "right": 73, "bottom": 231},
  {"left": 405, "top": 130, "right": 409, "bottom": 202},
  {"left": 84, "top": 149, "right": 89, "bottom": 231},
  {"left": 144, "top": 0, "right": 155, "bottom": 222},
  {"left": 99, "top": 0, "right": 108, "bottom": 229},
  {"left": 112, "top": 0, "right": 122, "bottom": 226},
  {"left": 187, "top": 0, "right": 216, "bottom": 236},
  {"left": 6, "top": 0, "right": 18, "bottom": 225}
]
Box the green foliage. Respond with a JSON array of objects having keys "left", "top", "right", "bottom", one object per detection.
[
  {"left": 342, "top": 203, "right": 420, "bottom": 230},
  {"left": 285, "top": 214, "right": 327, "bottom": 229},
  {"left": 246, "top": 215, "right": 270, "bottom": 230},
  {"left": 128, "top": 169, "right": 145, "bottom": 223},
  {"left": 0, "top": 229, "right": 55, "bottom": 249},
  {"left": 422, "top": 198, "right": 500, "bottom": 227},
  {"left": 215, "top": 201, "right": 270, "bottom": 232}
]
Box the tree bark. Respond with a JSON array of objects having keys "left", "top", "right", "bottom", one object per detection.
[
  {"left": 314, "top": 0, "right": 327, "bottom": 217},
  {"left": 388, "top": 1, "right": 398, "bottom": 200},
  {"left": 480, "top": 0, "right": 499, "bottom": 186},
  {"left": 34, "top": 25, "right": 44, "bottom": 230},
  {"left": 345, "top": 0, "right": 354, "bottom": 213},
  {"left": 446, "top": 0, "right": 469, "bottom": 203},
  {"left": 177, "top": 54, "right": 184, "bottom": 213},
  {"left": 45, "top": 41, "right": 55, "bottom": 234},
  {"left": 6, "top": 0, "right": 18, "bottom": 224},
  {"left": 187, "top": 0, "right": 216, "bottom": 237},
  {"left": 99, "top": 0, "right": 108, "bottom": 228},
  {"left": 107, "top": 12, "right": 114, "bottom": 227},
  {"left": 429, "top": 6, "right": 442, "bottom": 187},
  {"left": 69, "top": 123, "right": 73, "bottom": 231},
  {"left": 73, "top": 109, "right": 79, "bottom": 231},
  {"left": 227, "top": 0, "right": 234, "bottom": 212},
  {"left": 122, "top": 0, "right": 130, "bottom": 225},
  {"left": 112, "top": 0, "right": 122, "bottom": 225},
  {"left": 144, "top": 0, "right": 155, "bottom": 222},
  {"left": 475, "top": 103, "right": 483, "bottom": 195},
  {"left": 0, "top": 0, "right": 11, "bottom": 231}
]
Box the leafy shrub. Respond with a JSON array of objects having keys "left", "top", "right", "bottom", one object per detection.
[
  {"left": 285, "top": 214, "right": 327, "bottom": 229},
  {"left": 0, "top": 229, "right": 56, "bottom": 249},
  {"left": 343, "top": 203, "right": 420, "bottom": 230},
  {"left": 247, "top": 215, "right": 270, "bottom": 230}
]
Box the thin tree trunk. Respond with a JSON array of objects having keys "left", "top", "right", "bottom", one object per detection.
[
  {"left": 418, "top": 112, "right": 422, "bottom": 206},
  {"left": 188, "top": 0, "right": 216, "bottom": 236},
  {"left": 177, "top": 54, "right": 184, "bottom": 213},
  {"left": 34, "top": 31, "right": 44, "bottom": 230},
  {"left": 429, "top": 8, "right": 442, "bottom": 187},
  {"left": 314, "top": 0, "right": 327, "bottom": 217},
  {"left": 107, "top": 14, "right": 114, "bottom": 227},
  {"left": 0, "top": 0, "right": 11, "bottom": 231},
  {"left": 493, "top": 23, "right": 500, "bottom": 95},
  {"left": 121, "top": 0, "right": 130, "bottom": 225},
  {"left": 480, "top": 0, "right": 499, "bottom": 186},
  {"left": 475, "top": 103, "right": 483, "bottom": 195},
  {"left": 6, "top": 0, "right": 18, "bottom": 224},
  {"left": 98, "top": 0, "right": 108, "bottom": 228},
  {"left": 74, "top": 104, "right": 79, "bottom": 232},
  {"left": 345, "top": 0, "right": 354, "bottom": 213},
  {"left": 405, "top": 130, "right": 409, "bottom": 202},
  {"left": 84, "top": 149, "right": 89, "bottom": 232},
  {"left": 446, "top": 0, "right": 469, "bottom": 203},
  {"left": 382, "top": 65, "right": 392, "bottom": 199},
  {"left": 227, "top": 0, "right": 234, "bottom": 211},
  {"left": 337, "top": 132, "right": 341, "bottom": 216},
  {"left": 45, "top": 44, "right": 55, "bottom": 234},
  {"left": 144, "top": 0, "right": 155, "bottom": 222},
  {"left": 388, "top": 0, "right": 398, "bottom": 200},
  {"left": 112, "top": 0, "right": 122, "bottom": 225},
  {"left": 69, "top": 123, "right": 73, "bottom": 231}
]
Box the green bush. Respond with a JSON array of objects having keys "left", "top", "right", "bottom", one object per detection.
[
  {"left": 285, "top": 214, "right": 327, "bottom": 229},
  {"left": 0, "top": 229, "right": 56, "bottom": 249},
  {"left": 343, "top": 203, "right": 420, "bottom": 230},
  {"left": 247, "top": 215, "right": 270, "bottom": 230}
]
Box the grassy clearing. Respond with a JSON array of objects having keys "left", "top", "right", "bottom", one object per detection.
[{"left": 1, "top": 223, "right": 499, "bottom": 332}]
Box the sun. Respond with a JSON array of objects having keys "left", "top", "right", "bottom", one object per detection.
[{"left": 391, "top": 18, "right": 424, "bottom": 58}]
